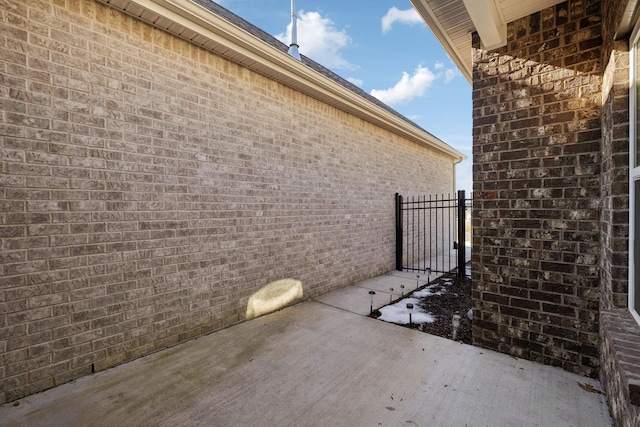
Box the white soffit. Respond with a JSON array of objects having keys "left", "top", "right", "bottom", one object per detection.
[
  {"left": 411, "top": 0, "right": 566, "bottom": 83},
  {"left": 617, "top": 0, "right": 640, "bottom": 38}
]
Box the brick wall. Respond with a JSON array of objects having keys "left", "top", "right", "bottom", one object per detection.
[
  {"left": 601, "top": 311, "right": 640, "bottom": 427},
  {"left": 600, "top": 0, "right": 630, "bottom": 312},
  {"left": 471, "top": 0, "right": 602, "bottom": 377},
  {"left": 599, "top": 1, "right": 640, "bottom": 426},
  {"left": 0, "top": 0, "right": 455, "bottom": 403},
  {"left": 600, "top": 41, "right": 630, "bottom": 311}
]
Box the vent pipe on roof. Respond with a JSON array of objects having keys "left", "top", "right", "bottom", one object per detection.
[{"left": 287, "top": 0, "right": 301, "bottom": 61}]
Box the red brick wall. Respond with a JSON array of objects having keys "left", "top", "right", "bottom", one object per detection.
[{"left": 471, "top": 0, "right": 602, "bottom": 377}]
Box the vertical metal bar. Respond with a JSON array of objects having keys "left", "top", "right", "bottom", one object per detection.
[
  {"left": 442, "top": 193, "right": 453, "bottom": 271},
  {"left": 421, "top": 195, "right": 424, "bottom": 272},
  {"left": 405, "top": 197, "right": 409, "bottom": 271},
  {"left": 417, "top": 195, "right": 421, "bottom": 272},
  {"left": 395, "top": 193, "right": 403, "bottom": 271},
  {"left": 408, "top": 196, "right": 412, "bottom": 270},
  {"left": 429, "top": 194, "right": 433, "bottom": 273},
  {"left": 436, "top": 194, "right": 440, "bottom": 273},
  {"left": 436, "top": 194, "right": 439, "bottom": 274},
  {"left": 452, "top": 193, "right": 456, "bottom": 274},
  {"left": 458, "top": 190, "right": 466, "bottom": 278},
  {"left": 422, "top": 194, "right": 427, "bottom": 271},
  {"left": 412, "top": 196, "right": 415, "bottom": 271},
  {"left": 442, "top": 194, "right": 446, "bottom": 274},
  {"left": 448, "top": 193, "right": 452, "bottom": 274}
]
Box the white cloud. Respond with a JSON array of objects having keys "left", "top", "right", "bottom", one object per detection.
[
  {"left": 445, "top": 68, "right": 460, "bottom": 82},
  {"left": 435, "top": 61, "right": 460, "bottom": 81},
  {"left": 347, "top": 77, "right": 364, "bottom": 87},
  {"left": 370, "top": 65, "right": 437, "bottom": 105},
  {"left": 381, "top": 7, "right": 422, "bottom": 34},
  {"left": 276, "top": 11, "right": 356, "bottom": 70},
  {"left": 370, "top": 60, "right": 462, "bottom": 105}
]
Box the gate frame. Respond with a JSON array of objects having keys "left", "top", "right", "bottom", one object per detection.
[{"left": 395, "top": 190, "right": 469, "bottom": 277}]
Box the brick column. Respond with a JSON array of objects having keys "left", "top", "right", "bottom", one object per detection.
[{"left": 471, "top": 0, "right": 602, "bottom": 377}]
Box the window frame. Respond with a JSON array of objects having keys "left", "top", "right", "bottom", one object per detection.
[{"left": 630, "top": 20, "right": 640, "bottom": 326}]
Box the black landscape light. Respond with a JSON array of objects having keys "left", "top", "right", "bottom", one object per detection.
[
  {"left": 368, "top": 290, "right": 376, "bottom": 315},
  {"left": 406, "top": 303, "right": 414, "bottom": 325}
]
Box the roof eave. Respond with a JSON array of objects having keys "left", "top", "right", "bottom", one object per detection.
[
  {"left": 96, "top": 0, "right": 466, "bottom": 162},
  {"left": 409, "top": 0, "right": 473, "bottom": 84},
  {"left": 461, "top": 0, "right": 507, "bottom": 50}
]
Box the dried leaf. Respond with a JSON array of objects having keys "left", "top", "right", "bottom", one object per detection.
[{"left": 577, "top": 381, "right": 603, "bottom": 394}]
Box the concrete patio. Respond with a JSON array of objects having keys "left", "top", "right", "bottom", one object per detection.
[{"left": 0, "top": 261, "right": 612, "bottom": 427}]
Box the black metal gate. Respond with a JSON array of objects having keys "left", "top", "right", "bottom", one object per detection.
[{"left": 395, "top": 191, "right": 471, "bottom": 277}]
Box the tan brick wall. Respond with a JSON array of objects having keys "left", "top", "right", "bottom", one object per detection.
[{"left": 0, "top": 0, "right": 455, "bottom": 402}]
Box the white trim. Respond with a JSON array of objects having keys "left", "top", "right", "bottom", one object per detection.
[
  {"left": 629, "top": 21, "right": 640, "bottom": 326},
  {"left": 462, "top": 0, "right": 507, "bottom": 50},
  {"left": 617, "top": 0, "right": 640, "bottom": 38}
]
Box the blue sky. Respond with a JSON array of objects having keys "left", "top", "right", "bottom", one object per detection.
[{"left": 215, "top": 0, "right": 472, "bottom": 194}]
